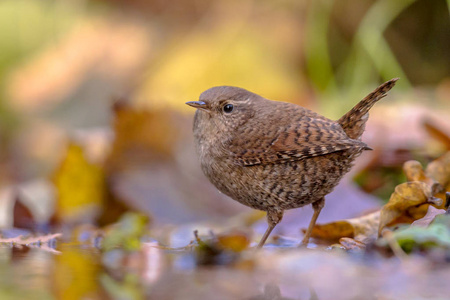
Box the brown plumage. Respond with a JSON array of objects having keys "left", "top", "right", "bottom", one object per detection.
[{"left": 186, "top": 78, "right": 398, "bottom": 248}]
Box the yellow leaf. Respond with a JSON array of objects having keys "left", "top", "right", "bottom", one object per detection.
[
  {"left": 217, "top": 231, "right": 250, "bottom": 252},
  {"left": 309, "top": 211, "right": 380, "bottom": 243},
  {"left": 309, "top": 153, "right": 450, "bottom": 245},
  {"left": 378, "top": 182, "right": 441, "bottom": 236},
  {"left": 426, "top": 151, "right": 450, "bottom": 191},
  {"left": 53, "top": 142, "right": 105, "bottom": 223},
  {"left": 403, "top": 160, "right": 441, "bottom": 194}
]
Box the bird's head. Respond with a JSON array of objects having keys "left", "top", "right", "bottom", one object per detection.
[{"left": 186, "top": 86, "right": 261, "bottom": 135}]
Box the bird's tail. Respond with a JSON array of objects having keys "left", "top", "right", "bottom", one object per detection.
[{"left": 338, "top": 78, "right": 399, "bottom": 140}]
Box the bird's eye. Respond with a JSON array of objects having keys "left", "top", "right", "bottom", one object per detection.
[{"left": 223, "top": 103, "right": 234, "bottom": 113}]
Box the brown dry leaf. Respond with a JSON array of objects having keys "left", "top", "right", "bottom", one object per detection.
[
  {"left": 426, "top": 151, "right": 450, "bottom": 191},
  {"left": 423, "top": 119, "right": 450, "bottom": 150},
  {"left": 309, "top": 211, "right": 380, "bottom": 243},
  {"left": 411, "top": 205, "right": 446, "bottom": 227},
  {"left": 403, "top": 160, "right": 442, "bottom": 194},
  {"left": 13, "top": 195, "right": 35, "bottom": 230},
  {"left": 425, "top": 152, "right": 450, "bottom": 211},
  {"left": 217, "top": 231, "right": 250, "bottom": 252},
  {"left": 378, "top": 182, "right": 442, "bottom": 236},
  {"left": 309, "top": 154, "right": 450, "bottom": 244},
  {"left": 52, "top": 142, "right": 106, "bottom": 224},
  {"left": 107, "top": 101, "right": 181, "bottom": 172}
]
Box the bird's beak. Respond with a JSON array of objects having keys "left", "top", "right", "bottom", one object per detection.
[{"left": 185, "top": 101, "right": 208, "bottom": 111}]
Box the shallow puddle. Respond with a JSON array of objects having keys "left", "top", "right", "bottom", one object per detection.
[{"left": 2, "top": 240, "right": 450, "bottom": 300}]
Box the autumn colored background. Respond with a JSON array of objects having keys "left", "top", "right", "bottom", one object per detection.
[{"left": 0, "top": 0, "right": 449, "bottom": 299}]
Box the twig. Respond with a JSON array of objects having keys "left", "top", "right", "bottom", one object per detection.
[{"left": 382, "top": 230, "right": 407, "bottom": 260}]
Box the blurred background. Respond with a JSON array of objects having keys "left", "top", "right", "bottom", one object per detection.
[
  {"left": 0, "top": 0, "right": 449, "bottom": 233},
  {"left": 0, "top": 1, "right": 449, "bottom": 299}
]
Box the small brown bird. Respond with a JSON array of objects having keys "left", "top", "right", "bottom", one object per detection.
[{"left": 186, "top": 79, "right": 398, "bottom": 248}]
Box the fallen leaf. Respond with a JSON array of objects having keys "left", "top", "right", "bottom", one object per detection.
[
  {"left": 217, "top": 231, "right": 250, "bottom": 252},
  {"left": 194, "top": 231, "right": 225, "bottom": 266},
  {"left": 308, "top": 211, "right": 380, "bottom": 243},
  {"left": 107, "top": 101, "right": 181, "bottom": 171},
  {"left": 403, "top": 160, "right": 442, "bottom": 194},
  {"left": 310, "top": 153, "right": 450, "bottom": 245},
  {"left": 13, "top": 194, "right": 36, "bottom": 230},
  {"left": 193, "top": 230, "right": 250, "bottom": 265},
  {"left": 101, "top": 212, "right": 150, "bottom": 252},
  {"left": 430, "top": 208, "right": 450, "bottom": 228},
  {"left": 389, "top": 223, "right": 450, "bottom": 254},
  {"left": 52, "top": 142, "right": 106, "bottom": 224},
  {"left": 426, "top": 151, "right": 450, "bottom": 191},
  {"left": 411, "top": 206, "right": 446, "bottom": 227},
  {"left": 423, "top": 119, "right": 450, "bottom": 150},
  {"left": 403, "top": 153, "right": 450, "bottom": 211},
  {"left": 378, "top": 182, "right": 442, "bottom": 236}
]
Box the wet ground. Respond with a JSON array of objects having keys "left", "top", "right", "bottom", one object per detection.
[{"left": 2, "top": 237, "right": 450, "bottom": 300}]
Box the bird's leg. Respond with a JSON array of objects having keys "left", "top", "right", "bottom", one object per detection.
[
  {"left": 257, "top": 209, "right": 283, "bottom": 249},
  {"left": 300, "top": 197, "right": 325, "bottom": 246}
]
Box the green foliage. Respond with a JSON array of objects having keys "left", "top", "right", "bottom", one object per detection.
[
  {"left": 392, "top": 218, "right": 450, "bottom": 253},
  {"left": 101, "top": 213, "right": 150, "bottom": 252}
]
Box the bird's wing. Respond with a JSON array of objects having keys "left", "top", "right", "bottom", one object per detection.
[{"left": 229, "top": 116, "right": 368, "bottom": 166}]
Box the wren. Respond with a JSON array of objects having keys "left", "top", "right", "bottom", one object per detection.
[{"left": 186, "top": 79, "right": 398, "bottom": 248}]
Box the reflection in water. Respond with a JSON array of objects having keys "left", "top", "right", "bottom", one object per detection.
[
  {"left": 0, "top": 247, "right": 54, "bottom": 299},
  {"left": 52, "top": 245, "right": 103, "bottom": 300},
  {"left": 101, "top": 273, "right": 144, "bottom": 300},
  {"left": 0, "top": 242, "right": 266, "bottom": 300},
  {"left": 248, "top": 284, "right": 293, "bottom": 300},
  {"left": 2, "top": 241, "right": 450, "bottom": 300},
  {"left": 0, "top": 244, "right": 103, "bottom": 300}
]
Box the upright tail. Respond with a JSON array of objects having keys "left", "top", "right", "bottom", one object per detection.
[{"left": 338, "top": 78, "right": 399, "bottom": 140}]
